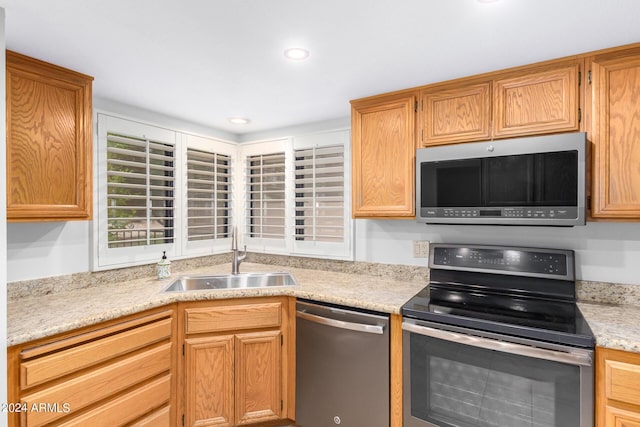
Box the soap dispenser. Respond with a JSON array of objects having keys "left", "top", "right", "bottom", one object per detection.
[{"left": 157, "top": 251, "right": 171, "bottom": 279}]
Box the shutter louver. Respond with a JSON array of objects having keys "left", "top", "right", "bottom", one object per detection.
[
  {"left": 246, "top": 152, "right": 286, "bottom": 239},
  {"left": 187, "top": 148, "right": 232, "bottom": 241},
  {"left": 107, "top": 133, "right": 175, "bottom": 248},
  {"left": 294, "top": 145, "right": 345, "bottom": 242}
]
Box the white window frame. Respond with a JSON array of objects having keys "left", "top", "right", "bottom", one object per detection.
[
  {"left": 95, "top": 114, "right": 182, "bottom": 269},
  {"left": 93, "top": 113, "right": 353, "bottom": 270},
  {"left": 181, "top": 133, "right": 236, "bottom": 257},
  {"left": 238, "top": 138, "right": 292, "bottom": 255},
  {"left": 291, "top": 130, "right": 352, "bottom": 259}
]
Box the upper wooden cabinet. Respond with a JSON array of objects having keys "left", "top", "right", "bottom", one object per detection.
[
  {"left": 418, "top": 60, "right": 582, "bottom": 147},
  {"left": 493, "top": 62, "right": 580, "bottom": 138},
  {"left": 421, "top": 82, "right": 491, "bottom": 145},
  {"left": 6, "top": 51, "right": 93, "bottom": 222},
  {"left": 351, "top": 92, "right": 417, "bottom": 218},
  {"left": 587, "top": 47, "right": 640, "bottom": 219}
]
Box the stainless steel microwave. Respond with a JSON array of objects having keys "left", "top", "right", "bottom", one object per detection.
[{"left": 416, "top": 133, "right": 586, "bottom": 226}]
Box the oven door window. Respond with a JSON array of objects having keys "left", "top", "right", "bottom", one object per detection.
[{"left": 409, "top": 334, "right": 581, "bottom": 427}]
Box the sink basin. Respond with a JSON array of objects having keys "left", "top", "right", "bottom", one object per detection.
[{"left": 163, "top": 272, "right": 298, "bottom": 292}]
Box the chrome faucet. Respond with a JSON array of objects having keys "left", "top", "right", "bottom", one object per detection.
[{"left": 231, "top": 226, "right": 247, "bottom": 275}]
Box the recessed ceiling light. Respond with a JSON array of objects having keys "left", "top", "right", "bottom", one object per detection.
[
  {"left": 284, "top": 47, "right": 310, "bottom": 61},
  {"left": 227, "top": 117, "right": 250, "bottom": 125}
]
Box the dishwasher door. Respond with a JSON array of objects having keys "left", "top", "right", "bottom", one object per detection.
[{"left": 296, "top": 300, "right": 390, "bottom": 427}]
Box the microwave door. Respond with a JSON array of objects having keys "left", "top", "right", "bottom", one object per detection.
[
  {"left": 483, "top": 154, "right": 535, "bottom": 206},
  {"left": 535, "top": 151, "right": 579, "bottom": 206},
  {"left": 421, "top": 159, "right": 482, "bottom": 208}
]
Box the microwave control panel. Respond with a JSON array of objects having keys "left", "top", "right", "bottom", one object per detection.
[{"left": 422, "top": 207, "right": 579, "bottom": 219}]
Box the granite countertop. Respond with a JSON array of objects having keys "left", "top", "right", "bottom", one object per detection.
[
  {"left": 7, "top": 262, "right": 426, "bottom": 346},
  {"left": 8, "top": 262, "right": 640, "bottom": 354},
  {"left": 578, "top": 302, "right": 640, "bottom": 353}
]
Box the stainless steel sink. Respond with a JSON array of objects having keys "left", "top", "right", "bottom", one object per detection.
[{"left": 163, "top": 272, "right": 298, "bottom": 292}]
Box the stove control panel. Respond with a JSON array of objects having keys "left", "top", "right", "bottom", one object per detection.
[{"left": 430, "top": 244, "right": 573, "bottom": 280}]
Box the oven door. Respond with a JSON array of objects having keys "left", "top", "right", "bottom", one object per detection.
[{"left": 402, "top": 318, "right": 594, "bottom": 427}]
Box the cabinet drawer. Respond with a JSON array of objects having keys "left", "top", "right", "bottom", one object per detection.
[
  {"left": 130, "top": 405, "right": 171, "bottom": 427},
  {"left": 20, "top": 313, "right": 172, "bottom": 389},
  {"left": 58, "top": 375, "right": 171, "bottom": 427},
  {"left": 185, "top": 303, "right": 281, "bottom": 334},
  {"left": 21, "top": 343, "right": 171, "bottom": 426},
  {"left": 605, "top": 359, "right": 640, "bottom": 406}
]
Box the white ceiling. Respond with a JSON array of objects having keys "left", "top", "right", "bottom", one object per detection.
[{"left": 2, "top": 0, "right": 640, "bottom": 137}]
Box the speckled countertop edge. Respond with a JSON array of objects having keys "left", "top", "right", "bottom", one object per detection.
[
  {"left": 7, "top": 262, "right": 427, "bottom": 346},
  {"left": 8, "top": 260, "right": 640, "bottom": 353}
]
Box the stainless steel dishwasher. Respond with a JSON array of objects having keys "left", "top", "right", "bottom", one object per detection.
[{"left": 296, "top": 300, "right": 390, "bottom": 427}]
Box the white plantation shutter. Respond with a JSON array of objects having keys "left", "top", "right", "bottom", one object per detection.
[
  {"left": 96, "top": 115, "right": 351, "bottom": 270},
  {"left": 245, "top": 152, "right": 286, "bottom": 239},
  {"left": 294, "top": 145, "right": 345, "bottom": 242},
  {"left": 106, "top": 133, "right": 175, "bottom": 248},
  {"left": 186, "top": 149, "right": 232, "bottom": 241}
]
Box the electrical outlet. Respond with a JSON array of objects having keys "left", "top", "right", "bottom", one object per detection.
[{"left": 413, "top": 240, "right": 429, "bottom": 258}]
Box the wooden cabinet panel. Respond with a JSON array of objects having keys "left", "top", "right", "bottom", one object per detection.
[
  {"left": 493, "top": 63, "right": 580, "bottom": 138},
  {"left": 8, "top": 307, "right": 177, "bottom": 427},
  {"left": 184, "top": 336, "right": 235, "bottom": 427},
  {"left": 605, "top": 359, "right": 640, "bottom": 406},
  {"left": 179, "top": 298, "right": 293, "bottom": 427},
  {"left": 58, "top": 375, "right": 171, "bottom": 427},
  {"left": 606, "top": 406, "right": 640, "bottom": 427},
  {"left": 596, "top": 347, "right": 640, "bottom": 427},
  {"left": 21, "top": 343, "right": 171, "bottom": 426},
  {"left": 235, "top": 331, "right": 282, "bottom": 425},
  {"left": 589, "top": 51, "right": 640, "bottom": 218},
  {"left": 421, "top": 82, "right": 491, "bottom": 145},
  {"left": 130, "top": 405, "right": 171, "bottom": 427},
  {"left": 21, "top": 316, "right": 172, "bottom": 388},
  {"left": 351, "top": 93, "right": 416, "bottom": 218},
  {"left": 6, "top": 51, "right": 92, "bottom": 221},
  {"left": 185, "top": 303, "right": 281, "bottom": 334}
]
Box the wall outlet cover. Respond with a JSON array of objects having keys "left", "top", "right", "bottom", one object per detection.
[{"left": 413, "top": 240, "right": 429, "bottom": 258}]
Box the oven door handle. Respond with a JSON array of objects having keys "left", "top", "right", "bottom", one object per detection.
[{"left": 402, "top": 321, "right": 592, "bottom": 367}]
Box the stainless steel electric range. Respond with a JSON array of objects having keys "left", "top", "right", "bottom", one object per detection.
[{"left": 402, "top": 243, "right": 595, "bottom": 427}]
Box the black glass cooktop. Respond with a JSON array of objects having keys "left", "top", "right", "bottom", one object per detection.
[
  {"left": 402, "top": 285, "right": 594, "bottom": 348},
  {"left": 402, "top": 244, "right": 595, "bottom": 349}
]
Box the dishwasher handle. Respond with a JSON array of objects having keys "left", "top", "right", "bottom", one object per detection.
[{"left": 296, "top": 310, "right": 385, "bottom": 335}]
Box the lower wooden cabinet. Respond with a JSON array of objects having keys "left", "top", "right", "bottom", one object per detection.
[
  {"left": 7, "top": 306, "right": 177, "bottom": 427},
  {"left": 596, "top": 347, "right": 640, "bottom": 426},
  {"left": 605, "top": 405, "right": 640, "bottom": 427},
  {"left": 178, "top": 297, "right": 295, "bottom": 427}
]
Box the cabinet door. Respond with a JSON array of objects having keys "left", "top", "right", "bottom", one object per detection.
[
  {"left": 493, "top": 62, "right": 580, "bottom": 138},
  {"left": 596, "top": 347, "right": 640, "bottom": 427},
  {"left": 6, "top": 51, "right": 93, "bottom": 221},
  {"left": 421, "top": 82, "right": 491, "bottom": 146},
  {"left": 351, "top": 93, "right": 416, "bottom": 218},
  {"left": 235, "top": 331, "right": 281, "bottom": 425},
  {"left": 589, "top": 52, "right": 640, "bottom": 218},
  {"left": 605, "top": 406, "right": 640, "bottom": 427},
  {"left": 184, "top": 336, "right": 235, "bottom": 427}
]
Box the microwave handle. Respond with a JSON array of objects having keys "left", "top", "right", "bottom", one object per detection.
[{"left": 402, "top": 321, "right": 592, "bottom": 367}]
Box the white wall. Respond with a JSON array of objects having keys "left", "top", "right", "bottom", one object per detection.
[
  {"left": 6, "top": 222, "right": 90, "bottom": 282},
  {"left": 1, "top": 7, "right": 9, "bottom": 425},
  {"left": 355, "top": 219, "right": 640, "bottom": 285},
  {"left": 6, "top": 100, "right": 640, "bottom": 286}
]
